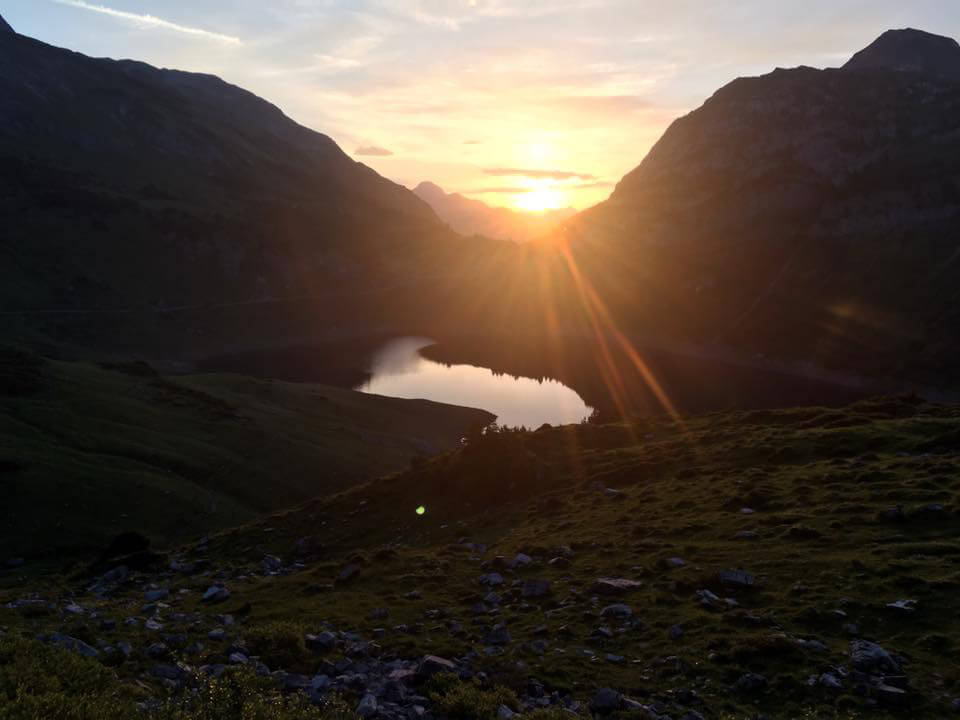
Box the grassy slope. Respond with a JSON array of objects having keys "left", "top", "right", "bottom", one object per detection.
[
  {"left": 2, "top": 398, "right": 958, "bottom": 718},
  {"left": 0, "top": 350, "right": 493, "bottom": 561}
]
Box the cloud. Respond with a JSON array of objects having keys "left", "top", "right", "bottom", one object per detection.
[
  {"left": 484, "top": 168, "right": 598, "bottom": 181},
  {"left": 466, "top": 186, "right": 535, "bottom": 194},
  {"left": 549, "top": 95, "right": 654, "bottom": 113},
  {"left": 355, "top": 146, "right": 395, "bottom": 157},
  {"left": 463, "top": 140, "right": 483, "bottom": 145},
  {"left": 52, "top": 0, "right": 242, "bottom": 44}
]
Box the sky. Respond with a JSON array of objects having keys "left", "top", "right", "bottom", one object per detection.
[{"left": 4, "top": 1, "right": 960, "bottom": 211}]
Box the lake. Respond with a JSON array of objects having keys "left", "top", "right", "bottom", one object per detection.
[{"left": 355, "top": 337, "right": 594, "bottom": 428}]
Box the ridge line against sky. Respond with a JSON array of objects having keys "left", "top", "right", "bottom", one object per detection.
[{"left": 6, "top": 1, "right": 960, "bottom": 210}]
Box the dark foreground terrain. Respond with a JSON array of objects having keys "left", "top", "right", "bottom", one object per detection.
[{"left": 2, "top": 397, "right": 958, "bottom": 719}]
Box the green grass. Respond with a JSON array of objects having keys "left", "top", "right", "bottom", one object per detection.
[
  {"left": 2, "top": 397, "right": 958, "bottom": 718},
  {"left": 0, "top": 348, "right": 493, "bottom": 563}
]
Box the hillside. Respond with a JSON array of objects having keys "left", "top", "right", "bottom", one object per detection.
[
  {"left": 543, "top": 29, "right": 960, "bottom": 396},
  {"left": 0, "top": 26, "right": 506, "bottom": 362},
  {"left": 414, "top": 182, "right": 575, "bottom": 243},
  {"left": 0, "top": 347, "right": 492, "bottom": 564},
  {"left": 2, "top": 397, "right": 958, "bottom": 718}
]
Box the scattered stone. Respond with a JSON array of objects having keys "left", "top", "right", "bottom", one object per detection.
[
  {"left": 46, "top": 633, "right": 99, "bottom": 658},
  {"left": 600, "top": 604, "right": 632, "bottom": 619},
  {"left": 886, "top": 599, "right": 917, "bottom": 613},
  {"left": 590, "top": 688, "right": 621, "bottom": 713},
  {"left": 548, "top": 557, "right": 570, "bottom": 569},
  {"left": 208, "top": 629, "right": 226, "bottom": 641},
  {"left": 145, "top": 618, "right": 163, "bottom": 631},
  {"left": 202, "top": 586, "right": 230, "bottom": 603},
  {"left": 591, "top": 578, "right": 643, "bottom": 595},
  {"left": 521, "top": 579, "right": 551, "bottom": 598},
  {"left": 228, "top": 652, "right": 248, "bottom": 664},
  {"left": 669, "top": 624, "right": 684, "bottom": 640},
  {"left": 338, "top": 564, "right": 361, "bottom": 582},
  {"left": 417, "top": 655, "right": 457, "bottom": 679},
  {"left": 734, "top": 531, "right": 759, "bottom": 540},
  {"left": 497, "top": 704, "right": 515, "bottom": 720},
  {"left": 819, "top": 673, "right": 843, "bottom": 690},
  {"left": 718, "top": 569, "right": 755, "bottom": 588},
  {"left": 850, "top": 640, "right": 902, "bottom": 674},
  {"left": 509, "top": 553, "right": 533, "bottom": 569},
  {"left": 485, "top": 624, "right": 511, "bottom": 646},
  {"left": 666, "top": 557, "right": 686, "bottom": 568},
  {"left": 356, "top": 693, "right": 378, "bottom": 718},
  {"left": 144, "top": 588, "right": 169, "bottom": 603},
  {"left": 874, "top": 683, "right": 908, "bottom": 705},
  {"left": 306, "top": 631, "right": 338, "bottom": 653},
  {"left": 263, "top": 555, "right": 283, "bottom": 573},
  {"left": 479, "top": 573, "right": 505, "bottom": 587}
]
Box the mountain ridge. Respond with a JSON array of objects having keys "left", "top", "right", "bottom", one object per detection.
[
  {"left": 413, "top": 181, "right": 575, "bottom": 242},
  {"left": 843, "top": 27, "right": 960, "bottom": 80}
]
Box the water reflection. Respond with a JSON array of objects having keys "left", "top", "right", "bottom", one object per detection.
[{"left": 356, "top": 338, "right": 593, "bottom": 428}]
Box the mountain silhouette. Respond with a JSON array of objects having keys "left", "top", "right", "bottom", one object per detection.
[
  {"left": 556, "top": 29, "right": 960, "bottom": 391},
  {"left": 413, "top": 181, "right": 574, "bottom": 242}
]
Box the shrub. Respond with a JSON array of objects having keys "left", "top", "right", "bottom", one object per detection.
[{"left": 427, "top": 674, "right": 518, "bottom": 720}]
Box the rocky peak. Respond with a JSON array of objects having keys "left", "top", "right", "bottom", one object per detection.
[
  {"left": 843, "top": 28, "right": 960, "bottom": 80},
  {"left": 0, "top": 14, "right": 14, "bottom": 34}
]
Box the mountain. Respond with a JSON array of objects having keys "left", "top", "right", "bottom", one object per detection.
[
  {"left": 414, "top": 181, "right": 575, "bottom": 242},
  {"left": 550, "top": 28, "right": 960, "bottom": 395},
  {"left": 844, "top": 27, "right": 960, "bottom": 80},
  {"left": 0, "top": 27, "right": 503, "bottom": 362},
  {"left": 0, "top": 14, "right": 13, "bottom": 34}
]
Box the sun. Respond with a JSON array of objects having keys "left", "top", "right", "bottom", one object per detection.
[{"left": 513, "top": 185, "right": 564, "bottom": 212}]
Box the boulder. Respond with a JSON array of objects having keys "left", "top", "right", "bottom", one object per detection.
[
  {"left": 521, "top": 579, "right": 551, "bottom": 598},
  {"left": 591, "top": 578, "right": 643, "bottom": 595},
  {"left": 590, "top": 688, "right": 622, "bottom": 713}
]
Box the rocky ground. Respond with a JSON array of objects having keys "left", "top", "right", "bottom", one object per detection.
[{"left": 2, "top": 397, "right": 960, "bottom": 719}]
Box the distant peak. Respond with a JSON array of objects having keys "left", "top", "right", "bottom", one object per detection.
[
  {"left": 843, "top": 28, "right": 960, "bottom": 80},
  {"left": 0, "top": 14, "right": 14, "bottom": 34},
  {"left": 413, "top": 181, "right": 447, "bottom": 197}
]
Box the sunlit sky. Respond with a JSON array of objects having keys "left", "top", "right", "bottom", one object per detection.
[{"left": 5, "top": 1, "right": 960, "bottom": 210}]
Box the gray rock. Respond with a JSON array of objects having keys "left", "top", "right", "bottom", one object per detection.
[
  {"left": 734, "top": 531, "right": 759, "bottom": 540},
  {"left": 479, "top": 573, "right": 505, "bottom": 586},
  {"left": 734, "top": 673, "right": 768, "bottom": 693},
  {"left": 47, "top": 633, "right": 99, "bottom": 658},
  {"left": 417, "top": 654, "right": 457, "bottom": 679},
  {"left": 485, "top": 624, "right": 511, "bottom": 646},
  {"left": 718, "top": 569, "right": 755, "bottom": 588},
  {"left": 509, "top": 553, "right": 533, "bottom": 569},
  {"left": 208, "top": 628, "right": 226, "bottom": 641},
  {"left": 356, "top": 693, "right": 378, "bottom": 718},
  {"left": 306, "top": 631, "right": 337, "bottom": 653},
  {"left": 819, "top": 673, "right": 843, "bottom": 689},
  {"left": 666, "top": 557, "right": 686, "bottom": 568},
  {"left": 591, "top": 578, "right": 643, "bottom": 595},
  {"left": 669, "top": 624, "right": 684, "bottom": 640},
  {"left": 590, "top": 688, "right": 622, "bottom": 713},
  {"left": 263, "top": 555, "right": 283, "bottom": 572},
  {"left": 228, "top": 652, "right": 248, "bottom": 664},
  {"left": 600, "top": 604, "right": 632, "bottom": 619},
  {"left": 522, "top": 579, "right": 551, "bottom": 598},
  {"left": 338, "top": 564, "right": 361, "bottom": 582},
  {"left": 886, "top": 599, "right": 917, "bottom": 613},
  {"left": 850, "top": 640, "right": 901, "bottom": 674},
  {"left": 144, "top": 588, "right": 169, "bottom": 603},
  {"left": 202, "top": 586, "right": 230, "bottom": 603},
  {"left": 151, "top": 664, "right": 185, "bottom": 681},
  {"left": 497, "top": 705, "right": 515, "bottom": 720}
]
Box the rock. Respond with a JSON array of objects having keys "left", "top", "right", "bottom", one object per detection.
[
  {"left": 356, "top": 693, "right": 378, "bottom": 718},
  {"left": 338, "top": 564, "right": 361, "bottom": 582},
  {"left": 228, "top": 652, "right": 248, "bottom": 664},
  {"left": 46, "top": 633, "right": 99, "bottom": 658},
  {"left": 144, "top": 588, "right": 169, "bottom": 602},
  {"left": 548, "top": 557, "right": 570, "bottom": 568},
  {"left": 950, "top": 698, "right": 960, "bottom": 713},
  {"left": 147, "top": 642, "right": 169, "bottom": 659},
  {"left": 479, "top": 573, "right": 505, "bottom": 586},
  {"left": 368, "top": 607, "right": 389, "bottom": 620},
  {"left": 819, "top": 673, "right": 843, "bottom": 689},
  {"left": 263, "top": 555, "right": 283, "bottom": 573},
  {"left": 874, "top": 683, "right": 908, "bottom": 705},
  {"left": 843, "top": 623, "right": 860, "bottom": 636},
  {"left": 417, "top": 654, "right": 457, "bottom": 679},
  {"left": 145, "top": 618, "right": 163, "bottom": 631},
  {"left": 202, "top": 586, "right": 230, "bottom": 603},
  {"left": 734, "top": 673, "right": 768, "bottom": 693},
  {"left": 151, "top": 664, "right": 185, "bottom": 681},
  {"left": 600, "top": 604, "right": 632, "bottom": 619},
  {"left": 497, "top": 704, "right": 515, "bottom": 720},
  {"left": 886, "top": 599, "right": 917, "bottom": 612},
  {"left": 117, "top": 641, "right": 132, "bottom": 656},
  {"left": 509, "top": 553, "right": 533, "bottom": 569},
  {"left": 208, "top": 629, "right": 226, "bottom": 641},
  {"left": 522, "top": 579, "right": 551, "bottom": 598},
  {"left": 590, "top": 688, "right": 622, "bottom": 713},
  {"left": 851, "top": 640, "right": 902, "bottom": 674},
  {"left": 306, "top": 631, "right": 337, "bottom": 653},
  {"left": 734, "top": 531, "right": 759, "bottom": 540},
  {"left": 485, "top": 624, "right": 512, "bottom": 646},
  {"left": 718, "top": 569, "right": 755, "bottom": 588},
  {"left": 591, "top": 578, "right": 643, "bottom": 595},
  {"left": 309, "top": 674, "right": 331, "bottom": 703},
  {"left": 282, "top": 673, "right": 312, "bottom": 691},
  {"left": 666, "top": 557, "right": 686, "bottom": 568},
  {"left": 669, "top": 624, "right": 684, "bottom": 640}
]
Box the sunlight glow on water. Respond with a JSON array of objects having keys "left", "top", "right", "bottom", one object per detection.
[{"left": 356, "top": 338, "right": 593, "bottom": 428}]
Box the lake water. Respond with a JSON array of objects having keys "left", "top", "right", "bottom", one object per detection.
[{"left": 356, "top": 338, "right": 594, "bottom": 428}]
